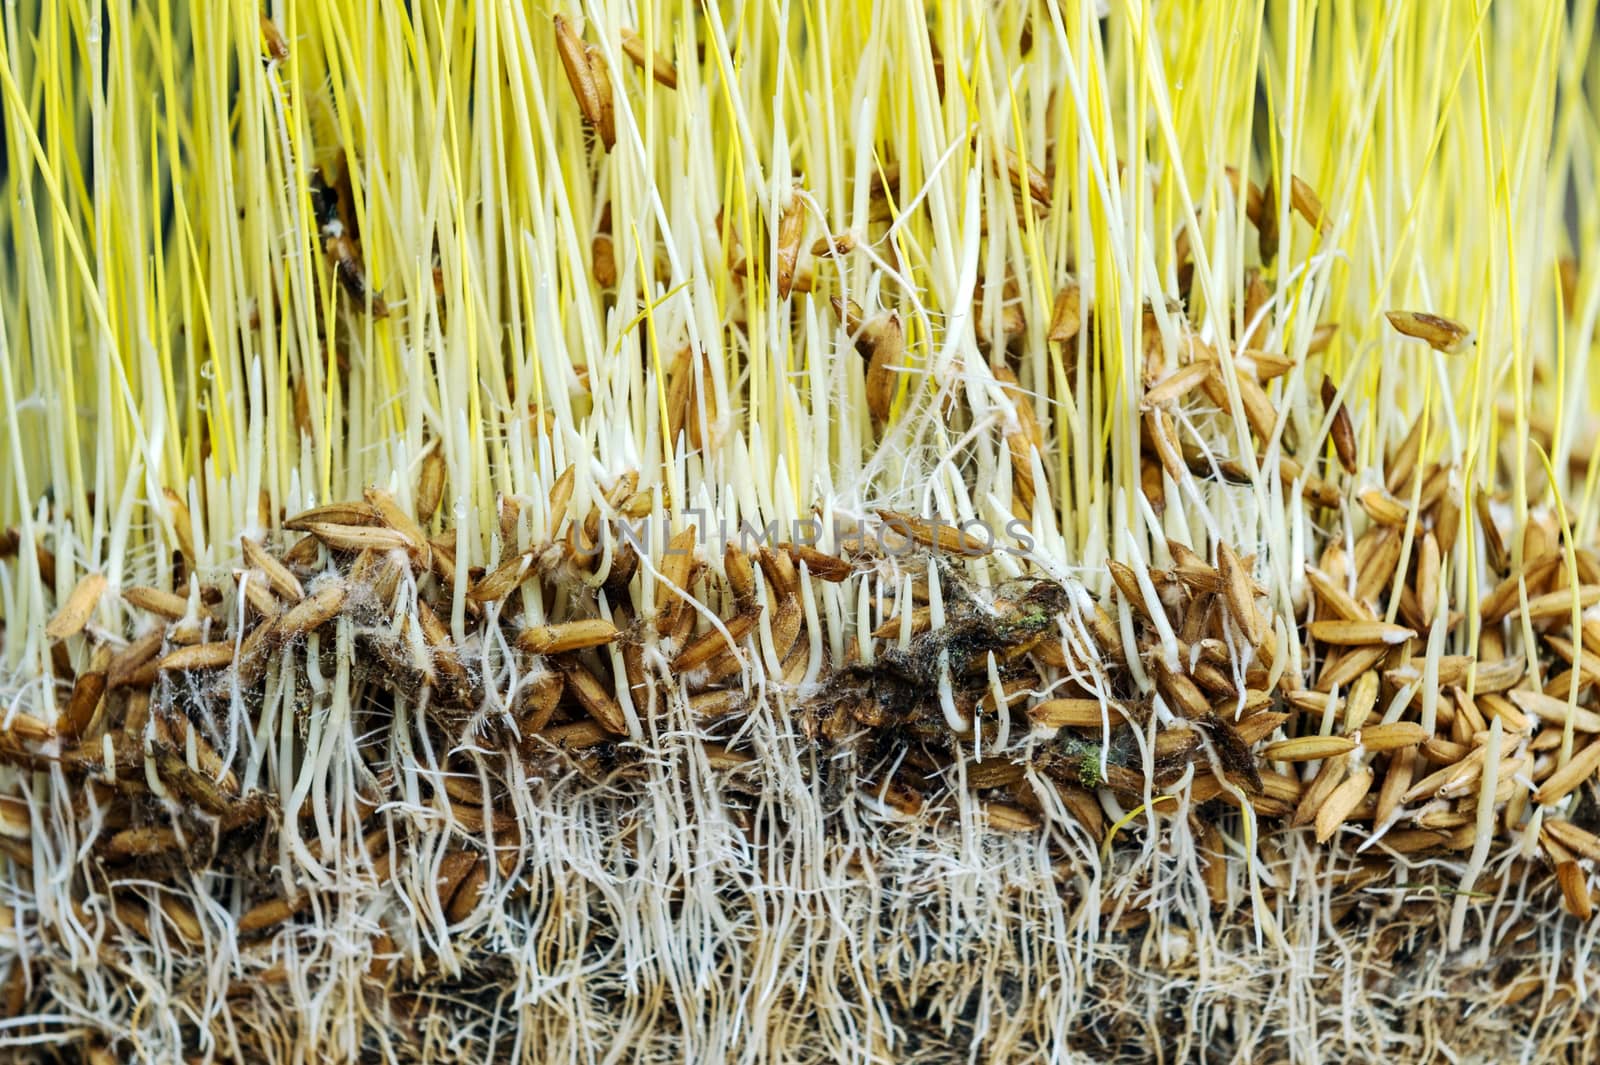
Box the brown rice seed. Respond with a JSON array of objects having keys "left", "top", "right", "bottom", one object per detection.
[
  {"left": 688, "top": 689, "right": 741, "bottom": 720},
  {"left": 766, "top": 596, "right": 805, "bottom": 666},
  {"left": 1284, "top": 689, "right": 1333, "bottom": 714},
  {"left": 877, "top": 509, "right": 991, "bottom": 556},
  {"left": 723, "top": 544, "right": 756, "bottom": 603},
  {"left": 1514, "top": 584, "right": 1600, "bottom": 621},
  {"left": 1414, "top": 809, "right": 1472, "bottom": 831},
  {"left": 871, "top": 607, "right": 932, "bottom": 641},
  {"left": 1384, "top": 655, "right": 1474, "bottom": 692},
  {"left": 1342, "top": 670, "right": 1381, "bottom": 732},
  {"left": 1238, "top": 348, "right": 1294, "bottom": 381},
  {"left": 1167, "top": 540, "right": 1221, "bottom": 593},
  {"left": 162, "top": 488, "right": 197, "bottom": 563},
  {"left": 583, "top": 42, "right": 616, "bottom": 150},
  {"left": 281, "top": 534, "right": 323, "bottom": 569},
  {"left": 108, "top": 629, "right": 165, "bottom": 689},
  {"left": 259, "top": 13, "right": 290, "bottom": 60},
  {"left": 1029, "top": 698, "right": 1130, "bottom": 729},
  {"left": 1291, "top": 753, "right": 1350, "bottom": 828},
  {"left": 283, "top": 501, "right": 379, "bottom": 531},
  {"left": 1049, "top": 280, "right": 1081, "bottom": 342},
  {"left": 517, "top": 671, "right": 566, "bottom": 734},
  {"left": 774, "top": 188, "right": 806, "bottom": 300},
  {"left": 1314, "top": 767, "right": 1373, "bottom": 843},
  {"left": 0, "top": 837, "right": 35, "bottom": 870},
  {"left": 240, "top": 537, "right": 305, "bottom": 602},
  {"left": 1264, "top": 735, "right": 1356, "bottom": 761},
  {"left": 1156, "top": 667, "right": 1211, "bottom": 719},
  {"left": 561, "top": 661, "right": 627, "bottom": 734},
  {"left": 1306, "top": 321, "right": 1339, "bottom": 354},
  {"left": 994, "top": 364, "right": 1042, "bottom": 446},
  {"left": 1002, "top": 147, "right": 1051, "bottom": 208},
  {"left": 1357, "top": 488, "right": 1409, "bottom": 527},
  {"left": 105, "top": 826, "right": 182, "bottom": 860},
  {"left": 1260, "top": 175, "right": 1286, "bottom": 257},
  {"left": 618, "top": 26, "right": 677, "bottom": 88},
  {"left": 854, "top": 311, "right": 903, "bottom": 422},
  {"left": 1385, "top": 310, "right": 1472, "bottom": 353},
  {"left": 158, "top": 642, "right": 234, "bottom": 672},
  {"left": 1477, "top": 692, "right": 1531, "bottom": 732},
  {"left": 1224, "top": 166, "right": 1264, "bottom": 225},
  {"left": 1308, "top": 619, "right": 1416, "bottom": 646},
  {"left": 239, "top": 895, "right": 306, "bottom": 934},
  {"left": 1421, "top": 735, "right": 1471, "bottom": 766},
  {"left": 1468, "top": 655, "right": 1523, "bottom": 695},
  {"left": 1510, "top": 689, "right": 1600, "bottom": 732},
  {"left": 1354, "top": 530, "right": 1403, "bottom": 605},
  {"left": 981, "top": 802, "right": 1040, "bottom": 832},
  {"left": 158, "top": 897, "right": 204, "bottom": 943},
  {"left": 1106, "top": 560, "right": 1152, "bottom": 622},
  {"left": 1375, "top": 747, "right": 1417, "bottom": 825},
  {"left": 672, "top": 611, "right": 760, "bottom": 672},
  {"left": 469, "top": 553, "right": 532, "bottom": 603},
  {"left": 237, "top": 572, "right": 280, "bottom": 619},
  {"left": 830, "top": 294, "right": 865, "bottom": 334},
  {"left": 1544, "top": 818, "right": 1600, "bottom": 862},
  {"left": 1304, "top": 564, "right": 1372, "bottom": 622},
  {"left": 279, "top": 582, "right": 348, "bottom": 636},
  {"left": 1405, "top": 746, "right": 1487, "bottom": 803},
  {"left": 416, "top": 601, "right": 468, "bottom": 683},
  {"left": 1232, "top": 368, "right": 1281, "bottom": 442},
  {"left": 542, "top": 465, "right": 576, "bottom": 534},
  {"left": 307, "top": 521, "right": 411, "bottom": 554},
  {"left": 1316, "top": 645, "right": 1388, "bottom": 693},
  {"left": 1555, "top": 861, "right": 1593, "bottom": 920},
  {"left": 653, "top": 526, "right": 699, "bottom": 635},
  {"left": 1439, "top": 751, "right": 1526, "bottom": 801},
  {"left": 1356, "top": 721, "right": 1430, "bottom": 753},
  {"left": 784, "top": 543, "right": 853, "bottom": 582},
  {"left": 555, "top": 15, "right": 602, "bottom": 129},
  {"left": 446, "top": 859, "right": 489, "bottom": 924},
  {"left": 45, "top": 573, "right": 107, "bottom": 641},
  {"left": 1218, "top": 542, "right": 1264, "bottom": 648},
  {"left": 1533, "top": 738, "right": 1600, "bottom": 806},
  {"left": 1088, "top": 604, "right": 1126, "bottom": 662},
  {"left": 416, "top": 444, "right": 446, "bottom": 523},
  {"left": 542, "top": 720, "right": 612, "bottom": 750},
  {"left": 1141, "top": 360, "right": 1215, "bottom": 409},
  {"left": 519, "top": 618, "right": 621, "bottom": 656},
  {"left": 810, "top": 232, "right": 856, "bottom": 257},
  {"left": 1258, "top": 770, "right": 1304, "bottom": 805},
  {"left": 122, "top": 585, "right": 192, "bottom": 620},
  {"left": 1381, "top": 827, "right": 1461, "bottom": 852},
  {"left": 1415, "top": 533, "right": 1441, "bottom": 624},
  {"left": 1188, "top": 657, "right": 1236, "bottom": 698},
  {"left": 1153, "top": 728, "right": 1201, "bottom": 761},
  {"left": 1234, "top": 711, "right": 1289, "bottom": 746},
  {"left": 62, "top": 670, "right": 107, "bottom": 739},
  {"left": 0, "top": 796, "right": 30, "bottom": 839},
  {"left": 701, "top": 743, "right": 755, "bottom": 771},
  {"left": 1289, "top": 174, "right": 1328, "bottom": 232}
]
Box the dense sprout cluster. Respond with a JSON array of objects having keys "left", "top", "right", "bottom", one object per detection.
[{"left": 4, "top": 0, "right": 1600, "bottom": 1061}]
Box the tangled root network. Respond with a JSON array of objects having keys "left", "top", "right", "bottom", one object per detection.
[{"left": 4, "top": 1, "right": 1600, "bottom": 1062}]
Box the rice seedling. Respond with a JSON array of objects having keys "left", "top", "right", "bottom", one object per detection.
[{"left": 4, "top": 0, "right": 1600, "bottom": 1061}]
